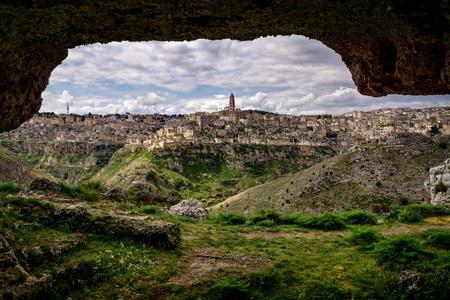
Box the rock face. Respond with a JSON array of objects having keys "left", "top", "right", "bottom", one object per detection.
[
  {"left": 0, "top": 234, "right": 41, "bottom": 299},
  {"left": 425, "top": 158, "right": 450, "bottom": 206},
  {"left": 0, "top": 1, "right": 449, "bottom": 132},
  {"left": 168, "top": 199, "right": 209, "bottom": 220},
  {"left": 28, "top": 177, "right": 63, "bottom": 195}
]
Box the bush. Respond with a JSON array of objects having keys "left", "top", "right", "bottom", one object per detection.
[
  {"left": 248, "top": 210, "right": 282, "bottom": 225},
  {"left": 281, "top": 212, "right": 303, "bottom": 224},
  {"left": 60, "top": 182, "right": 101, "bottom": 202},
  {"left": 138, "top": 205, "right": 163, "bottom": 215},
  {"left": 297, "top": 213, "right": 347, "bottom": 230},
  {"left": 315, "top": 213, "right": 347, "bottom": 230},
  {"left": 384, "top": 204, "right": 450, "bottom": 223},
  {"left": 434, "top": 181, "right": 448, "bottom": 194},
  {"left": 257, "top": 220, "right": 276, "bottom": 227},
  {"left": 372, "top": 236, "right": 434, "bottom": 270},
  {"left": 397, "top": 210, "right": 423, "bottom": 223},
  {"left": 207, "top": 277, "right": 251, "bottom": 300},
  {"left": 341, "top": 209, "right": 379, "bottom": 225},
  {"left": 0, "top": 182, "right": 24, "bottom": 195},
  {"left": 213, "top": 212, "right": 247, "bottom": 225},
  {"left": 422, "top": 229, "right": 450, "bottom": 250},
  {"left": 348, "top": 228, "right": 383, "bottom": 247}
]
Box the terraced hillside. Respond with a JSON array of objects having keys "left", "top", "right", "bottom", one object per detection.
[{"left": 210, "top": 135, "right": 450, "bottom": 216}]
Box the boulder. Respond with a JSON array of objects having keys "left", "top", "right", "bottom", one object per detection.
[
  {"left": 28, "top": 177, "right": 63, "bottom": 194},
  {"left": 102, "top": 187, "right": 123, "bottom": 201},
  {"left": 168, "top": 199, "right": 209, "bottom": 220},
  {"left": 130, "top": 181, "right": 150, "bottom": 192},
  {"left": 425, "top": 158, "right": 450, "bottom": 205}
]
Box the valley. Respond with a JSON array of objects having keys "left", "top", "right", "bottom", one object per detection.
[{"left": 0, "top": 107, "right": 449, "bottom": 299}]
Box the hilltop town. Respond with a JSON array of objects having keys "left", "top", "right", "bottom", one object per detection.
[{"left": 1, "top": 93, "right": 449, "bottom": 150}]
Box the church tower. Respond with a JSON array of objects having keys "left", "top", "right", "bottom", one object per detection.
[{"left": 229, "top": 92, "right": 235, "bottom": 111}]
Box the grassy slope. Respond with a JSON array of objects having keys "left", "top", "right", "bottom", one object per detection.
[
  {"left": 0, "top": 146, "right": 54, "bottom": 186},
  {"left": 1, "top": 193, "right": 448, "bottom": 299},
  {"left": 92, "top": 147, "right": 178, "bottom": 201},
  {"left": 210, "top": 139, "right": 450, "bottom": 216},
  {"left": 93, "top": 145, "right": 335, "bottom": 206}
]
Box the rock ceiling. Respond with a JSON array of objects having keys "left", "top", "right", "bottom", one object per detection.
[{"left": 0, "top": 0, "right": 448, "bottom": 132}]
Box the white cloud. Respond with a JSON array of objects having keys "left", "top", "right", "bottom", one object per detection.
[{"left": 42, "top": 36, "right": 450, "bottom": 116}]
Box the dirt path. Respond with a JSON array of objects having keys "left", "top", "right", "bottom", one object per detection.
[{"left": 167, "top": 248, "right": 270, "bottom": 286}]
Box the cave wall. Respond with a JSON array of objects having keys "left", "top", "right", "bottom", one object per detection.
[{"left": 0, "top": 0, "right": 449, "bottom": 132}]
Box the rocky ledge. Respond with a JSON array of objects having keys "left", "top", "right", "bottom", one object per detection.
[{"left": 425, "top": 158, "right": 450, "bottom": 206}]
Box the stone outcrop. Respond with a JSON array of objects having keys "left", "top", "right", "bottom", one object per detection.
[
  {"left": 0, "top": 234, "right": 42, "bottom": 300},
  {"left": 425, "top": 158, "right": 450, "bottom": 205},
  {"left": 49, "top": 205, "right": 181, "bottom": 248},
  {"left": 12, "top": 199, "right": 181, "bottom": 248},
  {"left": 168, "top": 199, "right": 209, "bottom": 220},
  {"left": 0, "top": 1, "right": 449, "bottom": 132},
  {"left": 28, "top": 177, "right": 63, "bottom": 195}
]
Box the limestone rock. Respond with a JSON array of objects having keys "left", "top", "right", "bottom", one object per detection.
[
  {"left": 168, "top": 199, "right": 209, "bottom": 220},
  {"left": 425, "top": 158, "right": 450, "bottom": 205},
  {"left": 166, "top": 161, "right": 184, "bottom": 173},
  {"left": 0, "top": 234, "right": 41, "bottom": 299},
  {"left": 130, "top": 181, "right": 150, "bottom": 192},
  {"left": 102, "top": 187, "right": 123, "bottom": 201},
  {"left": 28, "top": 177, "right": 63, "bottom": 195},
  {"left": 84, "top": 155, "right": 97, "bottom": 167}
]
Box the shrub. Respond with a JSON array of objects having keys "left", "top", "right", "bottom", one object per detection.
[
  {"left": 214, "top": 212, "right": 247, "bottom": 225},
  {"left": 248, "top": 210, "right": 282, "bottom": 225},
  {"left": 405, "top": 203, "right": 450, "bottom": 218},
  {"left": 297, "top": 213, "right": 347, "bottom": 230},
  {"left": 59, "top": 182, "right": 101, "bottom": 202},
  {"left": 60, "top": 182, "right": 84, "bottom": 198},
  {"left": 257, "top": 220, "right": 276, "bottom": 227},
  {"left": 434, "top": 181, "right": 448, "bottom": 194},
  {"left": 397, "top": 210, "right": 423, "bottom": 223},
  {"left": 138, "top": 205, "right": 163, "bottom": 215},
  {"left": 384, "top": 209, "right": 401, "bottom": 222},
  {"left": 372, "top": 236, "right": 434, "bottom": 270},
  {"left": 384, "top": 204, "right": 450, "bottom": 222},
  {"left": 438, "top": 142, "right": 447, "bottom": 149},
  {"left": 0, "top": 182, "right": 24, "bottom": 195},
  {"left": 207, "top": 277, "right": 251, "bottom": 300},
  {"left": 348, "top": 228, "right": 382, "bottom": 247},
  {"left": 341, "top": 209, "right": 379, "bottom": 225},
  {"left": 281, "top": 212, "right": 303, "bottom": 224},
  {"left": 422, "top": 229, "right": 450, "bottom": 250},
  {"left": 314, "top": 213, "right": 347, "bottom": 230}
]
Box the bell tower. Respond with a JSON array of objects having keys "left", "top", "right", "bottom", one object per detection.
[{"left": 229, "top": 92, "right": 235, "bottom": 111}]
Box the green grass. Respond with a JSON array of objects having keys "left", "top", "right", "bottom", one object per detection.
[
  {"left": 60, "top": 182, "right": 102, "bottom": 202},
  {"left": 2, "top": 192, "right": 449, "bottom": 299},
  {"left": 0, "top": 181, "right": 24, "bottom": 194}
]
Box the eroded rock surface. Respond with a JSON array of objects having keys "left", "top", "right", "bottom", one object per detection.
[
  {"left": 0, "top": 234, "right": 42, "bottom": 300},
  {"left": 0, "top": 1, "right": 449, "bottom": 132},
  {"left": 425, "top": 158, "right": 450, "bottom": 205},
  {"left": 27, "top": 177, "right": 63, "bottom": 195}
]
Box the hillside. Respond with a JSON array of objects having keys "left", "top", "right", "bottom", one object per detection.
[
  {"left": 210, "top": 135, "right": 450, "bottom": 216},
  {"left": 93, "top": 144, "right": 335, "bottom": 206},
  {"left": 0, "top": 146, "right": 54, "bottom": 186}
]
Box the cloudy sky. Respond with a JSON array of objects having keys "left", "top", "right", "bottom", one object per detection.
[{"left": 41, "top": 35, "right": 449, "bottom": 116}]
